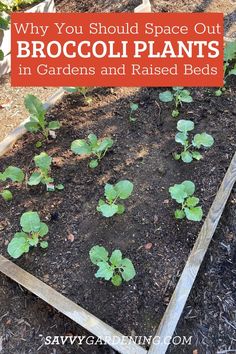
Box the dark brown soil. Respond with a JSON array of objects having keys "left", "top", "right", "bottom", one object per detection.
[
  {"left": 54, "top": 0, "right": 142, "bottom": 13},
  {"left": 0, "top": 77, "right": 235, "bottom": 353},
  {"left": 54, "top": 0, "right": 236, "bottom": 37},
  {"left": 0, "top": 1, "right": 236, "bottom": 353},
  {"left": 168, "top": 187, "right": 236, "bottom": 354},
  {"left": 0, "top": 274, "right": 114, "bottom": 354}
]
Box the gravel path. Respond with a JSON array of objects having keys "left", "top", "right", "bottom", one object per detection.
[{"left": 0, "top": 75, "right": 57, "bottom": 141}]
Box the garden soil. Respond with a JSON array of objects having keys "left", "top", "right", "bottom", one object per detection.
[
  {"left": 0, "top": 81, "right": 235, "bottom": 353},
  {"left": 0, "top": 0, "right": 235, "bottom": 353}
]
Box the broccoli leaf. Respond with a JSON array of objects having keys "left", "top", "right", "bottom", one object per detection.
[
  {"left": 89, "top": 245, "right": 109, "bottom": 265},
  {"left": 7, "top": 232, "right": 29, "bottom": 259},
  {"left": 115, "top": 180, "right": 134, "bottom": 200},
  {"left": 121, "top": 259, "right": 136, "bottom": 281},
  {"left": 95, "top": 262, "right": 113, "bottom": 280},
  {"left": 184, "top": 207, "right": 203, "bottom": 222},
  {"left": 20, "top": 211, "right": 41, "bottom": 233},
  {"left": 71, "top": 139, "right": 91, "bottom": 155},
  {"left": 193, "top": 133, "right": 214, "bottom": 148},
  {"left": 177, "top": 120, "right": 194, "bottom": 133},
  {"left": 159, "top": 91, "right": 173, "bottom": 102},
  {"left": 3, "top": 166, "right": 24, "bottom": 183}
]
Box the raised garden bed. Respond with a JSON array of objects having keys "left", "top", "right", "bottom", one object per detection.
[
  {"left": 0, "top": 0, "right": 56, "bottom": 77},
  {"left": 0, "top": 79, "right": 235, "bottom": 353},
  {"left": 168, "top": 187, "right": 236, "bottom": 353}
]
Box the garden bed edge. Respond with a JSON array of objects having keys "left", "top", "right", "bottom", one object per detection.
[
  {"left": 0, "top": 88, "right": 235, "bottom": 353},
  {"left": 0, "top": 87, "right": 64, "bottom": 158}
]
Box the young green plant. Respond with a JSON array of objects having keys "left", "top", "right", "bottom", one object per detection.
[
  {"left": 169, "top": 180, "right": 203, "bottom": 221},
  {"left": 7, "top": 211, "right": 49, "bottom": 259},
  {"left": 89, "top": 246, "right": 136, "bottom": 286},
  {"left": 0, "top": 0, "right": 38, "bottom": 30},
  {"left": 64, "top": 87, "right": 92, "bottom": 105},
  {"left": 215, "top": 41, "right": 236, "bottom": 96},
  {"left": 129, "top": 102, "right": 139, "bottom": 122},
  {"left": 24, "top": 94, "right": 61, "bottom": 143},
  {"left": 28, "top": 152, "right": 64, "bottom": 191},
  {"left": 159, "top": 87, "right": 193, "bottom": 117},
  {"left": 71, "top": 133, "right": 113, "bottom": 168},
  {"left": 0, "top": 2, "right": 10, "bottom": 30},
  {"left": 1, "top": 0, "right": 39, "bottom": 12},
  {"left": 174, "top": 119, "right": 214, "bottom": 163},
  {"left": 97, "top": 180, "right": 133, "bottom": 217},
  {"left": 0, "top": 166, "right": 24, "bottom": 201}
]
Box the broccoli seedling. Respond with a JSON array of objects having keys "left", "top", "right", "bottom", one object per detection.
[
  {"left": 215, "top": 41, "right": 236, "bottom": 96},
  {"left": 129, "top": 102, "right": 139, "bottom": 122},
  {"left": 71, "top": 133, "right": 113, "bottom": 168},
  {"left": 24, "top": 94, "right": 61, "bottom": 140},
  {"left": 28, "top": 152, "right": 63, "bottom": 191},
  {"left": 159, "top": 87, "right": 193, "bottom": 117},
  {"left": 97, "top": 180, "right": 133, "bottom": 217},
  {"left": 7, "top": 211, "right": 49, "bottom": 259},
  {"left": 174, "top": 120, "right": 214, "bottom": 163},
  {"left": 64, "top": 87, "right": 92, "bottom": 105},
  {"left": 89, "top": 246, "right": 136, "bottom": 286},
  {"left": 0, "top": 166, "right": 25, "bottom": 201},
  {"left": 169, "top": 180, "right": 203, "bottom": 222}
]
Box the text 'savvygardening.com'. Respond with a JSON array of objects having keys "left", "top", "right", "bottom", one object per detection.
[{"left": 11, "top": 13, "right": 224, "bottom": 87}]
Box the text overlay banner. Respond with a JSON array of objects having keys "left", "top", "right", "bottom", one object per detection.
[{"left": 11, "top": 13, "right": 224, "bottom": 87}]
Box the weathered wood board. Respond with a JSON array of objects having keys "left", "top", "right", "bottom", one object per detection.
[
  {"left": 148, "top": 152, "right": 236, "bottom": 354},
  {"left": 134, "top": 0, "right": 151, "bottom": 13},
  {"left": 0, "top": 256, "right": 147, "bottom": 354},
  {"left": 0, "top": 150, "right": 235, "bottom": 354}
]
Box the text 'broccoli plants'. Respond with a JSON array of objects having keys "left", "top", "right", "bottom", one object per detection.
[
  {"left": 71, "top": 133, "right": 113, "bottom": 168},
  {"left": 28, "top": 152, "right": 64, "bottom": 191},
  {"left": 97, "top": 180, "right": 133, "bottom": 217},
  {"left": 0, "top": 166, "right": 24, "bottom": 201},
  {"left": 159, "top": 87, "right": 193, "bottom": 117},
  {"left": 64, "top": 87, "right": 92, "bottom": 105},
  {"left": 89, "top": 246, "right": 136, "bottom": 286},
  {"left": 24, "top": 94, "right": 60, "bottom": 141},
  {"left": 169, "top": 180, "right": 203, "bottom": 222},
  {"left": 174, "top": 120, "right": 214, "bottom": 163},
  {"left": 215, "top": 41, "right": 236, "bottom": 96},
  {"left": 7, "top": 211, "right": 49, "bottom": 259}
]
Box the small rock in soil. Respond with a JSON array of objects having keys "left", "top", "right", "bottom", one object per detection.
[
  {"left": 67, "top": 233, "right": 75, "bottom": 242},
  {"left": 144, "top": 243, "right": 153, "bottom": 250}
]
